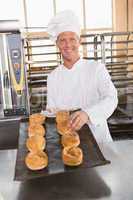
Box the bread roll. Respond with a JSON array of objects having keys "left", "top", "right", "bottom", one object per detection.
[
  {"left": 61, "top": 132, "right": 80, "bottom": 147},
  {"left": 25, "top": 151, "right": 48, "bottom": 170},
  {"left": 26, "top": 135, "right": 46, "bottom": 153},
  {"left": 56, "top": 122, "right": 70, "bottom": 135},
  {"left": 62, "top": 146, "right": 83, "bottom": 166},
  {"left": 28, "top": 124, "right": 45, "bottom": 137},
  {"left": 56, "top": 110, "right": 69, "bottom": 123},
  {"left": 29, "top": 113, "right": 46, "bottom": 125}
]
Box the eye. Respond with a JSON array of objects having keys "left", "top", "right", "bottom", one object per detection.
[
  {"left": 70, "top": 38, "right": 78, "bottom": 43},
  {"left": 59, "top": 38, "right": 65, "bottom": 42},
  {"left": 70, "top": 38, "right": 76, "bottom": 41}
]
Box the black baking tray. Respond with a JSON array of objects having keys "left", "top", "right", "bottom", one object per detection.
[
  {"left": 14, "top": 118, "right": 110, "bottom": 181},
  {"left": 0, "top": 118, "right": 20, "bottom": 150}
]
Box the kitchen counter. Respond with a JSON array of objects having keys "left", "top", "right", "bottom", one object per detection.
[{"left": 0, "top": 139, "right": 133, "bottom": 200}]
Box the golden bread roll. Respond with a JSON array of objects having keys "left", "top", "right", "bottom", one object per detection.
[
  {"left": 28, "top": 124, "right": 45, "bottom": 137},
  {"left": 56, "top": 122, "right": 70, "bottom": 135},
  {"left": 29, "top": 113, "right": 46, "bottom": 125},
  {"left": 26, "top": 135, "right": 46, "bottom": 153},
  {"left": 56, "top": 110, "right": 70, "bottom": 123},
  {"left": 62, "top": 146, "right": 83, "bottom": 166},
  {"left": 61, "top": 132, "right": 80, "bottom": 147},
  {"left": 25, "top": 151, "right": 48, "bottom": 170}
]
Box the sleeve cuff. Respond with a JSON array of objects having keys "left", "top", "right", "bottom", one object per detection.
[{"left": 82, "top": 108, "right": 105, "bottom": 126}]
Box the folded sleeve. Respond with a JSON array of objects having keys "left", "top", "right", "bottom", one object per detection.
[{"left": 83, "top": 63, "right": 118, "bottom": 126}]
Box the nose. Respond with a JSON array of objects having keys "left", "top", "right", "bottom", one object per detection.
[{"left": 64, "top": 40, "right": 71, "bottom": 47}]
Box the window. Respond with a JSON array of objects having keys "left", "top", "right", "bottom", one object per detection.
[
  {"left": 0, "top": 0, "right": 25, "bottom": 27},
  {"left": 0, "top": 0, "right": 112, "bottom": 30},
  {"left": 85, "top": 0, "right": 112, "bottom": 29},
  {"left": 26, "top": 0, "right": 54, "bottom": 28}
]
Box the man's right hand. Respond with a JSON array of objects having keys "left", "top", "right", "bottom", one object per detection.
[{"left": 68, "top": 111, "right": 89, "bottom": 131}]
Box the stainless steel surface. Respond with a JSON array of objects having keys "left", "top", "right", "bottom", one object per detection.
[
  {"left": 0, "top": 20, "right": 20, "bottom": 32},
  {"left": 0, "top": 31, "right": 30, "bottom": 116},
  {"left": 0, "top": 140, "right": 133, "bottom": 199},
  {"left": 0, "top": 34, "right": 13, "bottom": 109}
]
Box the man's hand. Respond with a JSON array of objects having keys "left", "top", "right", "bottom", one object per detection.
[{"left": 68, "top": 111, "right": 89, "bottom": 131}]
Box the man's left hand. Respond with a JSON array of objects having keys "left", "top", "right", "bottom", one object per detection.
[{"left": 68, "top": 111, "right": 89, "bottom": 131}]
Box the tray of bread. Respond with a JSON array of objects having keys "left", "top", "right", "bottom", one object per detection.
[{"left": 14, "top": 111, "right": 110, "bottom": 181}]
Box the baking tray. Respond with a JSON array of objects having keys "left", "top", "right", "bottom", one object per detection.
[
  {"left": 14, "top": 118, "right": 110, "bottom": 181},
  {"left": 0, "top": 118, "right": 20, "bottom": 150}
]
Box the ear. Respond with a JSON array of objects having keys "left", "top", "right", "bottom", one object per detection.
[
  {"left": 56, "top": 40, "right": 59, "bottom": 48},
  {"left": 79, "top": 37, "right": 83, "bottom": 44},
  {"left": 56, "top": 39, "right": 58, "bottom": 45}
]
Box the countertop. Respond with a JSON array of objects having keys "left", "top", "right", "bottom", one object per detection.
[{"left": 0, "top": 139, "right": 133, "bottom": 200}]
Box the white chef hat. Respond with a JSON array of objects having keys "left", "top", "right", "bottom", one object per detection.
[{"left": 47, "top": 10, "right": 81, "bottom": 42}]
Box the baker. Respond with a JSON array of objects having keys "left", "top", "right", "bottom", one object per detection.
[{"left": 46, "top": 10, "right": 118, "bottom": 143}]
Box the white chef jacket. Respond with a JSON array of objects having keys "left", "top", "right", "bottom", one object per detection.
[{"left": 47, "top": 58, "right": 118, "bottom": 143}]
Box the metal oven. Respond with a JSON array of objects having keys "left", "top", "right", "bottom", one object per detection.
[{"left": 0, "top": 20, "right": 30, "bottom": 117}]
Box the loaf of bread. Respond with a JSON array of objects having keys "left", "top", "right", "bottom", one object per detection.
[
  {"left": 25, "top": 151, "right": 48, "bottom": 170},
  {"left": 26, "top": 135, "right": 46, "bottom": 153}
]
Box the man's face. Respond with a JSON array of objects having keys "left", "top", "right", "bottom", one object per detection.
[{"left": 56, "top": 32, "right": 80, "bottom": 61}]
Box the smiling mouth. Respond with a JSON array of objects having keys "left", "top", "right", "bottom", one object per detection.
[{"left": 64, "top": 49, "right": 73, "bottom": 53}]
